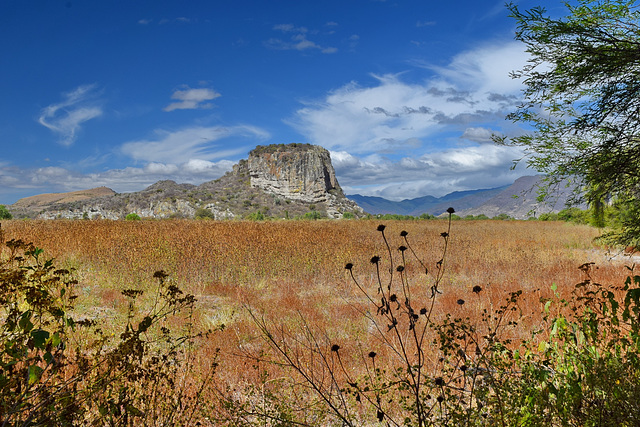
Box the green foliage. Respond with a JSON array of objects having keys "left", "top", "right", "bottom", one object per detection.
[
  {"left": 464, "top": 214, "right": 489, "bottom": 220},
  {"left": 341, "top": 212, "right": 355, "bottom": 219},
  {"left": 250, "top": 143, "right": 314, "bottom": 156},
  {"left": 195, "top": 207, "right": 215, "bottom": 219},
  {"left": 557, "top": 207, "right": 590, "bottom": 224},
  {"left": 0, "top": 229, "right": 216, "bottom": 425},
  {"left": 501, "top": 0, "right": 640, "bottom": 244},
  {"left": 538, "top": 212, "right": 560, "bottom": 222},
  {"left": 492, "top": 213, "right": 513, "bottom": 220},
  {"left": 498, "top": 264, "right": 640, "bottom": 425},
  {"left": 302, "top": 210, "right": 323, "bottom": 220},
  {"left": 0, "top": 205, "right": 12, "bottom": 220},
  {"left": 125, "top": 212, "right": 141, "bottom": 221},
  {"left": 246, "top": 210, "right": 266, "bottom": 221}
]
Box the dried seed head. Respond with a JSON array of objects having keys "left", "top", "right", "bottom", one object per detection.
[
  {"left": 398, "top": 245, "right": 407, "bottom": 252},
  {"left": 420, "top": 308, "right": 427, "bottom": 315},
  {"left": 434, "top": 377, "right": 444, "bottom": 386},
  {"left": 345, "top": 263, "right": 354, "bottom": 270},
  {"left": 437, "top": 395, "right": 445, "bottom": 403},
  {"left": 472, "top": 285, "right": 482, "bottom": 294},
  {"left": 377, "top": 224, "right": 386, "bottom": 232},
  {"left": 396, "top": 265, "right": 404, "bottom": 272},
  {"left": 331, "top": 344, "right": 340, "bottom": 352},
  {"left": 370, "top": 256, "right": 380, "bottom": 264},
  {"left": 389, "top": 294, "right": 397, "bottom": 302},
  {"left": 368, "top": 351, "right": 377, "bottom": 358},
  {"left": 400, "top": 230, "right": 408, "bottom": 237},
  {"left": 457, "top": 299, "right": 465, "bottom": 305},
  {"left": 446, "top": 207, "right": 455, "bottom": 214}
]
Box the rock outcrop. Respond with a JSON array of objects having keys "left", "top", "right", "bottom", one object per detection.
[
  {"left": 248, "top": 144, "right": 340, "bottom": 203},
  {"left": 10, "top": 144, "right": 363, "bottom": 220},
  {"left": 246, "top": 144, "right": 359, "bottom": 217}
]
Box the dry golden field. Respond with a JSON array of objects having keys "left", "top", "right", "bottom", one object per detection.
[{"left": 1, "top": 218, "right": 633, "bottom": 423}]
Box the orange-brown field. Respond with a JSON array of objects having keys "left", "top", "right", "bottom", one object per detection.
[{"left": 1, "top": 218, "right": 633, "bottom": 423}]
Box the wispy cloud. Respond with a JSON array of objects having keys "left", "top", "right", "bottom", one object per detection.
[
  {"left": 416, "top": 20, "right": 436, "bottom": 27},
  {"left": 163, "top": 87, "right": 221, "bottom": 112},
  {"left": 120, "top": 125, "right": 269, "bottom": 164},
  {"left": 38, "top": 84, "right": 103, "bottom": 146},
  {"left": 331, "top": 144, "right": 525, "bottom": 199},
  {"left": 266, "top": 23, "right": 337, "bottom": 54},
  {"left": 287, "top": 40, "right": 531, "bottom": 198},
  {"left": 0, "top": 159, "right": 238, "bottom": 199},
  {"left": 289, "top": 41, "right": 528, "bottom": 155}
]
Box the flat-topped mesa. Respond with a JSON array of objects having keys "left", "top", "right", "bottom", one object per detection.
[{"left": 247, "top": 143, "right": 343, "bottom": 203}]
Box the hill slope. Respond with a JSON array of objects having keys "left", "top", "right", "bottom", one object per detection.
[{"left": 9, "top": 144, "right": 363, "bottom": 220}]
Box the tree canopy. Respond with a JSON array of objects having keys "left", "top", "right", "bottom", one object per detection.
[
  {"left": 0, "top": 205, "right": 12, "bottom": 220},
  {"left": 501, "top": 0, "right": 640, "bottom": 243}
]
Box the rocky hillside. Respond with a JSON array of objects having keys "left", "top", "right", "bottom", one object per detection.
[
  {"left": 456, "top": 175, "right": 586, "bottom": 219},
  {"left": 10, "top": 144, "right": 363, "bottom": 220}
]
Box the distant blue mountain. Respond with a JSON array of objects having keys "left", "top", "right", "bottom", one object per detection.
[
  {"left": 347, "top": 185, "right": 509, "bottom": 216},
  {"left": 348, "top": 175, "right": 583, "bottom": 219}
]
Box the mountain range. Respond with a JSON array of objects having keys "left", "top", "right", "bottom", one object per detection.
[
  {"left": 348, "top": 175, "right": 581, "bottom": 219},
  {"left": 6, "top": 142, "right": 581, "bottom": 220}
]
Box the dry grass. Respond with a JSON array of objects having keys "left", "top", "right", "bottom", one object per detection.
[{"left": 1, "top": 218, "right": 631, "bottom": 421}]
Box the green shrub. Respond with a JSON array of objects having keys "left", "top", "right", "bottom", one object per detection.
[
  {"left": 0, "top": 230, "right": 216, "bottom": 425},
  {"left": 195, "top": 207, "right": 215, "bottom": 219},
  {"left": 302, "top": 210, "right": 323, "bottom": 220},
  {"left": 125, "top": 213, "right": 141, "bottom": 221},
  {"left": 0, "top": 205, "right": 12, "bottom": 220},
  {"left": 246, "top": 211, "right": 265, "bottom": 221},
  {"left": 341, "top": 212, "right": 355, "bottom": 219},
  {"left": 539, "top": 212, "right": 559, "bottom": 221},
  {"left": 492, "top": 213, "right": 513, "bottom": 220}
]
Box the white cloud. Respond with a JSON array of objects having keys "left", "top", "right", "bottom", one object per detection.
[
  {"left": 38, "top": 84, "right": 103, "bottom": 146},
  {"left": 0, "top": 157, "right": 238, "bottom": 201},
  {"left": 332, "top": 145, "right": 526, "bottom": 199},
  {"left": 266, "top": 23, "right": 337, "bottom": 54},
  {"left": 461, "top": 127, "right": 498, "bottom": 143},
  {"left": 300, "top": 41, "right": 535, "bottom": 199},
  {"left": 120, "top": 125, "right": 269, "bottom": 164},
  {"left": 427, "top": 41, "right": 528, "bottom": 94},
  {"left": 164, "top": 87, "right": 221, "bottom": 112},
  {"left": 290, "top": 41, "right": 528, "bottom": 156}
]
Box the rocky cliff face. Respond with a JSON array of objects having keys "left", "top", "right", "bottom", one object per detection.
[
  {"left": 11, "top": 144, "right": 363, "bottom": 220},
  {"left": 246, "top": 144, "right": 359, "bottom": 218},
  {"left": 248, "top": 144, "right": 340, "bottom": 203}
]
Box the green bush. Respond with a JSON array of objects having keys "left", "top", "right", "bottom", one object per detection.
[
  {"left": 195, "top": 207, "right": 215, "bottom": 219},
  {"left": 125, "top": 213, "right": 141, "bottom": 221},
  {"left": 0, "top": 231, "right": 216, "bottom": 425},
  {"left": 246, "top": 211, "right": 265, "bottom": 221},
  {"left": 302, "top": 210, "right": 323, "bottom": 220},
  {"left": 0, "top": 205, "right": 12, "bottom": 220}
]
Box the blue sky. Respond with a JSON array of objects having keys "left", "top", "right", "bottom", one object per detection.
[{"left": 1, "top": 0, "right": 563, "bottom": 204}]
